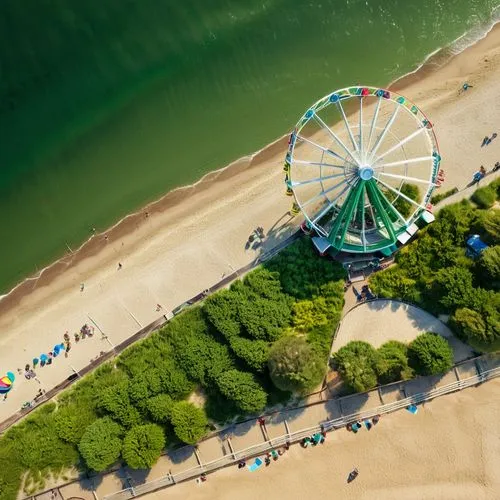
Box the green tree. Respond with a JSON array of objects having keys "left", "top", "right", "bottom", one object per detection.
[
  {"left": 122, "top": 424, "right": 165, "bottom": 469},
  {"left": 78, "top": 417, "right": 123, "bottom": 471},
  {"left": 375, "top": 341, "right": 413, "bottom": 384},
  {"left": 432, "top": 267, "right": 475, "bottom": 312},
  {"left": 97, "top": 380, "right": 141, "bottom": 428},
  {"left": 264, "top": 238, "right": 346, "bottom": 299},
  {"left": 170, "top": 402, "right": 207, "bottom": 445},
  {"left": 332, "top": 341, "right": 378, "bottom": 393},
  {"left": 165, "top": 308, "right": 234, "bottom": 386},
  {"left": 146, "top": 394, "right": 174, "bottom": 423},
  {"left": 268, "top": 336, "right": 325, "bottom": 394},
  {"left": 229, "top": 336, "right": 270, "bottom": 372},
  {"left": 54, "top": 403, "right": 97, "bottom": 444},
  {"left": 216, "top": 370, "right": 267, "bottom": 414},
  {"left": 408, "top": 332, "right": 453, "bottom": 375},
  {"left": 292, "top": 298, "right": 330, "bottom": 333},
  {"left": 478, "top": 245, "right": 500, "bottom": 289},
  {"left": 238, "top": 297, "right": 289, "bottom": 341}
]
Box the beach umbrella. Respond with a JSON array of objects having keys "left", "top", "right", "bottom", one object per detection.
[
  {"left": 6, "top": 372, "right": 15, "bottom": 383},
  {"left": 40, "top": 354, "right": 48, "bottom": 363},
  {"left": 33, "top": 358, "right": 39, "bottom": 367},
  {"left": 0, "top": 374, "right": 14, "bottom": 394}
]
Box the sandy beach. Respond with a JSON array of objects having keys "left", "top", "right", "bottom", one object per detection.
[
  {"left": 1, "top": 24, "right": 500, "bottom": 421},
  {"left": 141, "top": 378, "right": 500, "bottom": 500}
]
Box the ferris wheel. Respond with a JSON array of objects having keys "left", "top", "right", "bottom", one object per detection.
[{"left": 284, "top": 86, "right": 441, "bottom": 255}]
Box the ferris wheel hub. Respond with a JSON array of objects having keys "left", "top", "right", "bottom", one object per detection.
[{"left": 358, "top": 165, "right": 374, "bottom": 181}]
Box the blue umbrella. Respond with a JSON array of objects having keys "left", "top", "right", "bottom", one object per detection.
[
  {"left": 6, "top": 372, "right": 15, "bottom": 383},
  {"left": 53, "top": 345, "right": 61, "bottom": 356},
  {"left": 40, "top": 354, "right": 48, "bottom": 363}
]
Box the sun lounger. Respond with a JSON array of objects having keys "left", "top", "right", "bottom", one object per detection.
[
  {"left": 248, "top": 458, "right": 263, "bottom": 472},
  {"left": 407, "top": 404, "right": 418, "bottom": 415}
]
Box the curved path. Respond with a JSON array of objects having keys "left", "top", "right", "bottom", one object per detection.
[{"left": 333, "top": 299, "right": 473, "bottom": 362}]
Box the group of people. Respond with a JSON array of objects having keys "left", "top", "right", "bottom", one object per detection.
[
  {"left": 481, "top": 133, "right": 497, "bottom": 147},
  {"left": 472, "top": 160, "right": 499, "bottom": 185},
  {"left": 18, "top": 324, "right": 95, "bottom": 381}
]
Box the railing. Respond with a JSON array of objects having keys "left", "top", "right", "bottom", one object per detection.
[{"left": 102, "top": 364, "right": 500, "bottom": 500}]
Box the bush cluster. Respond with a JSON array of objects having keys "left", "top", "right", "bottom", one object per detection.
[
  {"left": 333, "top": 333, "right": 453, "bottom": 393},
  {"left": 0, "top": 238, "right": 346, "bottom": 498},
  {"left": 369, "top": 200, "right": 500, "bottom": 351}
]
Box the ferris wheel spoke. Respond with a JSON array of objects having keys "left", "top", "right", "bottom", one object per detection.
[
  {"left": 312, "top": 114, "right": 360, "bottom": 166},
  {"left": 367, "top": 105, "right": 400, "bottom": 163},
  {"left": 311, "top": 183, "right": 352, "bottom": 224},
  {"left": 366, "top": 96, "right": 382, "bottom": 156},
  {"left": 375, "top": 171, "right": 435, "bottom": 185},
  {"left": 292, "top": 159, "right": 351, "bottom": 170},
  {"left": 374, "top": 177, "right": 426, "bottom": 209},
  {"left": 373, "top": 156, "right": 434, "bottom": 169},
  {"left": 297, "top": 134, "right": 356, "bottom": 165},
  {"left": 300, "top": 177, "right": 354, "bottom": 209},
  {"left": 291, "top": 172, "right": 347, "bottom": 187},
  {"left": 335, "top": 99, "right": 359, "bottom": 154},
  {"left": 375, "top": 127, "right": 427, "bottom": 162}
]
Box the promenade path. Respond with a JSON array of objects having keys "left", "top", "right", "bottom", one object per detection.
[{"left": 334, "top": 299, "right": 473, "bottom": 363}]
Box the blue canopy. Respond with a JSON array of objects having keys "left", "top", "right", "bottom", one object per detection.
[{"left": 466, "top": 235, "right": 488, "bottom": 256}]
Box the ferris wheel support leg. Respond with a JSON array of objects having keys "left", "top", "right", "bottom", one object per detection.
[
  {"left": 365, "top": 181, "right": 397, "bottom": 243},
  {"left": 327, "top": 181, "right": 363, "bottom": 248}
]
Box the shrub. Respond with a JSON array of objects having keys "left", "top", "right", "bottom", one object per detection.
[
  {"left": 10, "top": 405, "right": 78, "bottom": 473},
  {"left": 332, "top": 341, "right": 378, "bottom": 393},
  {"left": 264, "top": 238, "right": 346, "bottom": 299},
  {"left": 471, "top": 185, "right": 496, "bottom": 208},
  {"left": 216, "top": 370, "right": 267, "bottom": 414},
  {"left": 478, "top": 245, "right": 500, "bottom": 288},
  {"left": 450, "top": 298, "right": 500, "bottom": 347},
  {"left": 408, "top": 332, "right": 453, "bottom": 375},
  {"left": 54, "top": 403, "right": 97, "bottom": 444},
  {"left": 430, "top": 187, "right": 458, "bottom": 205},
  {"left": 78, "top": 417, "right": 123, "bottom": 471},
  {"left": 146, "top": 394, "right": 174, "bottom": 423},
  {"left": 268, "top": 336, "right": 325, "bottom": 394},
  {"left": 170, "top": 402, "right": 207, "bottom": 445},
  {"left": 122, "top": 424, "right": 165, "bottom": 469},
  {"left": 375, "top": 341, "right": 413, "bottom": 384},
  {"left": 228, "top": 337, "right": 270, "bottom": 372},
  {"left": 164, "top": 308, "right": 234, "bottom": 385},
  {"left": 97, "top": 380, "right": 141, "bottom": 428},
  {"left": 432, "top": 267, "right": 475, "bottom": 312}
]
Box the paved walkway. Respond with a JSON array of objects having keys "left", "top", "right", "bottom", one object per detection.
[{"left": 334, "top": 299, "right": 473, "bottom": 363}]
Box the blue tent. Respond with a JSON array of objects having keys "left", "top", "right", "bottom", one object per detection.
[{"left": 466, "top": 235, "right": 488, "bottom": 257}]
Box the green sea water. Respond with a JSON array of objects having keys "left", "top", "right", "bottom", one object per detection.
[{"left": 1, "top": 0, "right": 499, "bottom": 293}]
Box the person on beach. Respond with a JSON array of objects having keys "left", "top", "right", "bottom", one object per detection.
[
  {"left": 348, "top": 468, "right": 359, "bottom": 483},
  {"left": 482, "top": 136, "right": 489, "bottom": 147},
  {"left": 459, "top": 82, "right": 473, "bottom": 94},
  {"left": 493, "top": 161, "right": 500, "bottom": 172},
  {"left": 117, "top": 262, "right": 122, "bottom": 270},
  {"left": 80, "top": 283, "right": 85, "bottom": 292}
]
